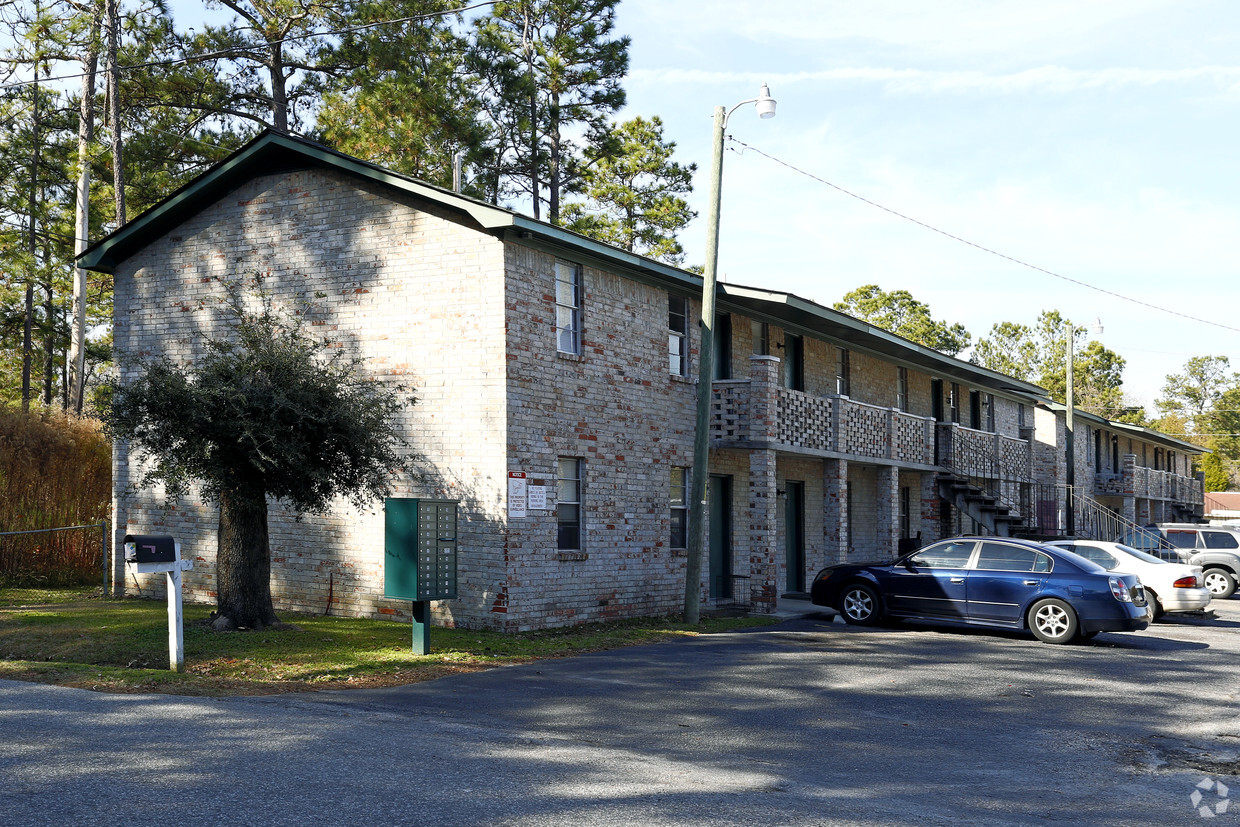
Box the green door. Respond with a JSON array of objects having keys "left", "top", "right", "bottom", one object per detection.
[
  {"left": 709, "top": 475, "right": 733, "bottom": 599},
  {"left": 785, "top": 481, "right": 805, "bottom": 592}
]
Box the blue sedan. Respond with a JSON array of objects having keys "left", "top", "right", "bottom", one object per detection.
[{"left": 810, "top": 537, "right": 1151, "bottom": 644}]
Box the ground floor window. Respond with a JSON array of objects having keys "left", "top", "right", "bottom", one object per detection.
[
  {"left": 557, "top": 458, "right": 582, "bottom": 550},
  {"left": 670, "top": 467, "right": 688, "bottom": 549}
]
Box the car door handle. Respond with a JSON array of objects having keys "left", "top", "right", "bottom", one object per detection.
[
  {"left": 950, "top": 577, "right": 965, "bottom": 584},
  {"left": 1024, "top": 580, "right": 1039, "bottom": 586}
]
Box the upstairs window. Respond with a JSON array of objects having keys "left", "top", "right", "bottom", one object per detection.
[
  {"left": 896, "top": 367, "right": 909, "bottom": 413},
  {"left": 668, "top": 294, "right": 689, "bottom": 376},
  {"left": 984, "top": 393, "right": 995, "bottom": 432},
  {"left": 835, "top": 348, "right": 851, "bottom": 396},
  {"left": 555, "top": 261, "right": 581, "bottom": 355},
  {"left": 948, "top": 383, "right": 960, "bottom": 423},
  {"left": 752, "top": 320, "right": 769, "bottom": 355}
]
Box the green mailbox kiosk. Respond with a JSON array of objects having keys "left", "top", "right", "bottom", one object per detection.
[{"left": 384, "top": 498, "right": 458, "bottom": 654}]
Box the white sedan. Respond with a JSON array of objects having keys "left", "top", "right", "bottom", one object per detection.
[{"left": 1047, "top": 540, "right": 1211, "bottom": 620}]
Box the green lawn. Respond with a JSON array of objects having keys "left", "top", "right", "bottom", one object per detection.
[{"left": 0, "top": 588, "right": 775, "bottom": 696}]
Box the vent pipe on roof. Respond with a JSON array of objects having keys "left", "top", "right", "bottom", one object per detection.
[{"left": 453, "top": 151, "right": 463, "bottom": 193}]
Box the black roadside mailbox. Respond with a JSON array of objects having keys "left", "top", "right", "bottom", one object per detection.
[
  {"left": 123, "top": 534, "right": 177, "bottom": 564},
  {"left": 384, "top": 498, "right": 458, "bottom": 654},
  {"left": 122, "top": 533, "right": 193, "bottom": 672}
]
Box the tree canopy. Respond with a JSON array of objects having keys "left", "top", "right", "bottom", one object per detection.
[
  {"left": 561, "top": 115, "right": 696, "bottom": 263},
  {"left": 834, "top": 284, "right": 971, "bottom": 356}
]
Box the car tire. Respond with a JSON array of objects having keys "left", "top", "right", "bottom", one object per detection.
[
  {"left": 1146, "top": 590, "right": 1164, "bottom": 621},
  {"left": 839, "top": 583, "right": 882, "bottom": 626},
  {"left": 1203, "top": 568, "right": 1237, "bottom": 599},
  {"left": 1028, "top": 598, "right": 1079, "bottom": 644}
]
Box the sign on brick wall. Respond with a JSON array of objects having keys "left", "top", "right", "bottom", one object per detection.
[{"left": 508, "top": 471, "right": 527, "bottom": 518}]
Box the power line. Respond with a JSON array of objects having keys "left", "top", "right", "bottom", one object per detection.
[
  {"left": 728, "top": 135, "right": 1240, "bottom": 336},
  {"left": 0, "top": 0, "right": 498, "bottom": 92}
]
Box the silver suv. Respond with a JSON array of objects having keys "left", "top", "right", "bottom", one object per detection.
[{"left": 1116, "top": 523, "right": 1240, "bottom": 599}]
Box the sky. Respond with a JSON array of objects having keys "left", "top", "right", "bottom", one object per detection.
[
  {"left": 143, "top": 1, "right": 1240, "bottom": 409},
  {"left": 606, "top": 0, "right": 1240, "bottom": 410}
]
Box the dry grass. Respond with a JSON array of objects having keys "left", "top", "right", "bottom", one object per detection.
[{"left": 0, "top": 409, "right": 111, "bottom": 586}]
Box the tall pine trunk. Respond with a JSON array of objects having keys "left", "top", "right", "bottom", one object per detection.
[
  {"left": 71, "top": 10, "right": 101, "bottom": 414},
  {"left": 215, "top": 488, "right": 278, "bottom": 628}
]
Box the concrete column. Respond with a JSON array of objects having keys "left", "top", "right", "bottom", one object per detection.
[
  {"left": 823, "top": 458, "right": 849, "bottom": 563},
  {"left": 876, "top": 465, "right": 900, "bottom": 558},
  {"left": 748, "top": 448, "right": 778, "bottom": 613}
]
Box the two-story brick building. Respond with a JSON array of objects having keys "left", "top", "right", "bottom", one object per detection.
[{"left": 79, "top": 130, "right": 1204, "bottom": 631}]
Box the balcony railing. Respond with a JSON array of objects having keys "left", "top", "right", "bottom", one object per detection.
[
  {"left": 1107, "top": 462, "right": 1204, "bottom": 505},
  {"left": 710, "top": 359, "right": 1029, "bottom": 481},
  {"left": 710, "top": 374, "right": 936, "bottom": 469},
  {"left": 936, "top": 422, "right": 1032, "bottom": 483}
]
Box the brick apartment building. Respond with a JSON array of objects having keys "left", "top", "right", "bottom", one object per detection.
[{"left": 79, "top": 131, "right": 1206, "bottom": 631}]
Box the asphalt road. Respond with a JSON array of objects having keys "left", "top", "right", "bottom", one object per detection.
[{"left": 3, "top": 599, "right": 1240, "bottom": 826}]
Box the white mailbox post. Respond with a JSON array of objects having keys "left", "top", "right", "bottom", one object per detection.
[{"left": 123, "top": 534, "right": 194, "bottom": 672}]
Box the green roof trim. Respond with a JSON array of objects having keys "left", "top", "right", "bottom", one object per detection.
[
  {"left": 1038, "top": 399, "right": 1206, "bottom": 454},
  {"left": 75, "top": 129, "right": 697, "bottom": 291},
  {"left": 718, "top": 284, "right": 1047, "bottom": 399}
]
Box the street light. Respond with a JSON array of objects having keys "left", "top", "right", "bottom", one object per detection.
[
  {"left": 1065, "top": 317, "right": 1103, "bottom": 536},
  {"left": 684, "top": 84, "right": 777, "bottom": 624}
]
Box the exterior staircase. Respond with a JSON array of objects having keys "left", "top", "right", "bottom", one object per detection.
[{"left": 936, "top": 473, "right": 1026, "bottom": 537}]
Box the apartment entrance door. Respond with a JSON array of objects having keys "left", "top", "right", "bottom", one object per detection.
[
  {"left": 785, "top": 481, "right": 805, "bottom": 592},
  {"left": 709, "top": 475, "right": 733, "bottom": 600}
]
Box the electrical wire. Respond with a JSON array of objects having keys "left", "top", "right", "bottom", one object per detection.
[{"left": 728, "top": 135, "right": 1240, "bottom": 337}]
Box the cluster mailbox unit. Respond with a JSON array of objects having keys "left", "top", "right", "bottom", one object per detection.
[{"left": 384, "top": 498, "right": 459, "bottom": 654}]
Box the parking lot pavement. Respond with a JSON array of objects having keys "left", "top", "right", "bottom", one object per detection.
[{"left": 2, "top": 598, "right": 1239, "bottom": 825}]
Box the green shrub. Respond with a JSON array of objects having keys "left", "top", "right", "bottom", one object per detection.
[{"left": 0, "top": 408, "right": 111, "bottom": 586}]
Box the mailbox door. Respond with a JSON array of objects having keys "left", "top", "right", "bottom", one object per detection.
[{"left": 385, "top": 498, "right": 421, "bottom": 601}]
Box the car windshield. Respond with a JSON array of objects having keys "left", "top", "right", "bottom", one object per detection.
[{"left": 1113, "top": 544, "right": 1166, "bottom": 565}]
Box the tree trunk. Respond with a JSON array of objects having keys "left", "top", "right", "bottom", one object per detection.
[
  {"left": 548, "top": 91, "right": 560, "bottom": 225},
  {"left": 41, "top": 273, "right": 53, "bottom": 406},
  {"left": 269, "top": 39, "right": 289, "bottom": 132},
  {"left": 71, "top": 13, "right": 101, "bottom": 414},
  {"left": 215, "top": 488, "right": 279, "bottom": 629},
  {"left": 521, "top": 11, "right": 539, "bottom": 219},
  {"left": 22, "top": 72, "right": 39, "bottom": 413},
  {"left": 106, "top": 0, "right": 125, "bottom": 225}
]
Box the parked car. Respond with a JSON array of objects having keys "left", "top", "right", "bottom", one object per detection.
[
  {"left": 1045, "top": 540, "right": 1210, "bottom": 619},
  {"left": 810, "top": 537, "right": 1150, "bottom": 644},
  {"left": 1115, "top": 524, "right": 1240, "bottom": 599}
]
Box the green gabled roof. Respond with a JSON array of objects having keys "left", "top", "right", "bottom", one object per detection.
[
  {"left": 718, "top": 284, "right": 1047, "bottom": 400},
  {"left": 76, "top": 129, "right": 697, "bottom": 292},
  {"left": 78, "top": 129, "right": 1047, "bottom": 400}
]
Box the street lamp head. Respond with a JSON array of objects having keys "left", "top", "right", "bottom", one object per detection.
[{"left": 756, "top": 83, "right": 777, "bottom": 119}]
